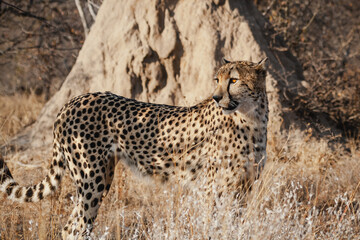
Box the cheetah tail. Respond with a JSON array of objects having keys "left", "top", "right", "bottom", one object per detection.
[{"left": 0, "top": 142, "right": 66, "bottom": 203}]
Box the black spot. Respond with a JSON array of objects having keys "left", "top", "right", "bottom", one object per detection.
[
  {"left": 55, "top": 174, "right": 61, "bottom": 181},
  {"left": 97, "top": 184, "right": 104, "bottom": 192},
  {"left": 91, "top": 198, "right": 99, "bottom": 207},
  {"left": 26, "top": 188, "right": 33, "bottom": 198},
  {"left": 86, "top": 192, "right": 92, "bottom": 200},
  {"left": 95, "top": 176, "right": 102, "bottom": 184}
]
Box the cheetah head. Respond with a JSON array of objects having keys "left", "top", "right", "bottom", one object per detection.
[{"left": 212, "top": 58, "right": 267, "bottom": 115}]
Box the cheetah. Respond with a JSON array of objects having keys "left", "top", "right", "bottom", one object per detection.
[{"left": 0, "top": 58, "right": 268, "bottom": 239}]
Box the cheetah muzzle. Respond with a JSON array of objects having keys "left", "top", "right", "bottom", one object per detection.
[{"left": 0, "top": 58, "right": 269, "bottom": 239}]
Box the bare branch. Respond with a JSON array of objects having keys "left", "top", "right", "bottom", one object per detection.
[
  {"left": 1, "top": 1, "right": 56, "bottom": 29},
  {"left": 1, "top": 1, "right": 46, "bottom": 21},
  {"left": 87, "top": 0, "right": 98, "bottom": 21},
  {"left": 74, "top": 0, "right": 89, "bottom": 38}
]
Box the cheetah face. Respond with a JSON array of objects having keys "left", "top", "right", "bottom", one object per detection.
[{"left": 212, "top": 58, "right": 267, "bottom": 115}]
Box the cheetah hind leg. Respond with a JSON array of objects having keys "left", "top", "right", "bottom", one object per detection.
[
  {"left": 62, "top": 153, "right": 117, "bottom": 239},
  {"left": 101, "top": 153, "right": 117, "bottom": 201},
  {"left": 62, "top": 200, "right": 87, "bottom": 239}
]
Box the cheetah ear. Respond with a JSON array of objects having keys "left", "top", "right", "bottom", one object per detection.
[
  {"left": 256, "top": 57, "right": 268, "bottom": 68},
  {"left": 255, "top": 57, "right": 268, "bottom": 79},
  {"left": 222, "top": 58, "right": 231, "bottom": 64}
]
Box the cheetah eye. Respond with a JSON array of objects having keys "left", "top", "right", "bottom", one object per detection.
[
  {"left": 214, "top": 78, "right": 219, "bottom": 84},
  {"left": 230, "top": 78, "right": 238, "bottom": 84}
]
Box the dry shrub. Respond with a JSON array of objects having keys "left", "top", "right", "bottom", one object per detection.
[
  {"left": 0, "top": 1, "right": 85, "bottom": 98},
  {"left": 255, "top": 0, "right": 360, "bottom": 134}
]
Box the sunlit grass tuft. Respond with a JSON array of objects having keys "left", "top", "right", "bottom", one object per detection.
[{"left": 0, "top": 92, "right": 45, "bottom": 146}]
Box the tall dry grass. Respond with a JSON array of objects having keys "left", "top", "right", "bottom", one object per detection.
[
  {"left": 92, "top": 130, "right": 360, "bottom": 239},
  {"left": 0, "top": 93, "right": 45, "bottom": 146},
  {"left": 0, "top": 96, "right": 359, "bottom": 239}
]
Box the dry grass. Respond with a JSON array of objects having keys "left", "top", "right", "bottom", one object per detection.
[
  {"left": 0, "top": 93, "right": 45, "bottom": 146},
  {"left": 0, "top": 105, "right": 359, "bottom": 239}
]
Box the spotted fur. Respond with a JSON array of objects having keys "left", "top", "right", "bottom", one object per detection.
[{"left": 0, "top": 59, "right": 268, "bottom": 239}]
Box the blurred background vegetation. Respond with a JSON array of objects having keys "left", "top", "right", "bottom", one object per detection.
[
  {"left": 0, "top": 0, "right": 359, "bottom": 140},
  {"left": 256, "top": 0, "right": 360, "bottom": 136}
]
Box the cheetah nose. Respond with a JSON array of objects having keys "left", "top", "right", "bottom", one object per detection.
[{"left": 212, "top": 95, "right": 223, "bottom": 103}]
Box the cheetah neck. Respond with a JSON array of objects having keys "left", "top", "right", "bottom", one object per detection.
[
  {"left": 216, "top": 99, "right": 268, "bottom": 128},
  {"left": 237, "top": 95, "right": 268, "bottom": 124},
  {"left": 197, "top": 97, "right": 268, "bottom": 132}
]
